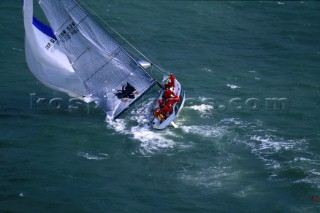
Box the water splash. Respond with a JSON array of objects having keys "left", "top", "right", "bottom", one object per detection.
[
  {"left": 78, "top": 152, "right": 109, "bottom": 160},
  {"left": 226, "top": 84, "right": 240, "bottom": 89},
  {"left": 105, "top": 99, "right": 179, "bottom": 155},
  {"left": 12, "top": 47, "right": 24, "bottom": 52},
  {"left": 189, "top": 104, "right": 213, "bottom": 112},
  {"left": 181, "top": 125, "right": 226, "bottom": 138}
]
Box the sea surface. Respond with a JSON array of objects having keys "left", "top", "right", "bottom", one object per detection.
[{"left": 1, "top": 0, "right": 320, "bottom": 212}]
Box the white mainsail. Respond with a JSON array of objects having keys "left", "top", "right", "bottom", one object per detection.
[{"left": 23, "top": 0, "right": 156, "bottom": 119}]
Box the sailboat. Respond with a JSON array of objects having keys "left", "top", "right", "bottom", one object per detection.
[{"left": 23, "top": 0, "right": 185, "bottom": 129}]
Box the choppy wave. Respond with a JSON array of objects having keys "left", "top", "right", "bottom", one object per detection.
[
  {"left": 202, "top": 67, "right": 213, "bottom": 73},
  {"left": 249, "top": 135, "right": 306, "bottom": 153},
  {"left": 180, "top": 114, "right": 319, "bottom": 190},
  {"left": 181, "top": 125, "right": 226, "bottom": 138},
  {"left": 223, "top": 118, "right": 320, "bottom": 189},
  {"left": 105, "top": 96, "right": 320, "bottom": 190},
  {"left": 12, "top": 47, "right": 24, "bottom": 52},
  {"left": 105, "top": 99, "right": 179, "bottom": 155},
  {"left": 189, "top": 104, "right": 213, "bottom": 112},
  {"left": 78, "top": 152, "right": 109, "bottom": 160},
  {"left": 105, "top": 97, "right": 227, "bottom": 155},
  {"left": 179, "top": 163, "right": 241, "bottom": 189},
  {"left": 226, "top": 84, "right": 240, "bottom": 89},
  {"left": 106, "top": 120, "right": 177, "bottom": 156},
  {"left": 132, "top": 125, "right": 176, "bottom": 155}
]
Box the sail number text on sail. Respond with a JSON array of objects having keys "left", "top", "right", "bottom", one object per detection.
[{"left": 45, "top": 21, "right": 79, "bottom": 50}]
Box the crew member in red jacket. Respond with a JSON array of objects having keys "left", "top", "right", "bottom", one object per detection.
[
  {"left": 162, "top": 88, "right": 175, "bottom": 100},
  {"left": 161, "top": 102, "right": 174, "bottom": 118},
  {"left": 153, "top": 74, "right": 181, "bottom": 122},
  {"left": 164, "top": 75, "right": 175, "bottom": 89}
]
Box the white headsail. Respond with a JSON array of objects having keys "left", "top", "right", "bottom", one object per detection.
[
  {"left": 24, "top": 0, "right": 155, "bottom": 119},
  {"left": 23, "top": 0, "right": 88, "bottom": 97}
]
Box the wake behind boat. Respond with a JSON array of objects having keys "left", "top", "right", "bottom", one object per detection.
[{"left": 23, "top": 0, "right": 184, "bottom": 129}]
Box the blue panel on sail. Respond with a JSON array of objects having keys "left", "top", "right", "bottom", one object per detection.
[{"left": 32, "top": 16, "right": 56, "bottom": 39}]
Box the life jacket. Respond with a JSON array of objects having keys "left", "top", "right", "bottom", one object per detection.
[
  {"left": 154, "top": 107, "right": 165, "bottom": 121},
  {"left": 158, "top": 99, "right": 164, "bottom": 107},
  {"left": 165, "top": 98, "right": 175, "bottom": 106},
  {"left": 164, "top": 75, "right": 175, "bottom": 89},
  {"left": 170, "top": 75, "right": 175, "bottom": 83},
  {"left": 163, "top": 89, "right": 175, "bottom": 100},
  {"left": 166, "top": 96, "right": 180, "bottom": 104},
  {"left": 158, "top": 114, "right": 165, "bottom": 121},
  {"left": 162, "top": 100, "right": 174, "bottom": 116},
  {"left": 161, "top": 105, "right": 171, "bottom": 117},
  {"left": 154, "top": 107, "right": 161, "bottom": 117}
]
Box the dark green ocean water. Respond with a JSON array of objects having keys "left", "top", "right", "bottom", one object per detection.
[{"left": 1, "top": 0, "right": 320, "bottom": 212}]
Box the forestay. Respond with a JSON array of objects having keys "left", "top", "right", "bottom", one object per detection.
[{"left": 39, "top": 0, "right": 155, "bottom": 119}]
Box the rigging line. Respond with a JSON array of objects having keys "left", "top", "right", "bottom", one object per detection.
[
  {"left": 77, "top": 0, "right": 169, "bottom": 75},
  {"left": 103, "top": 8, "right": 136, "bottom": 47},
  {"left": 73, "top": 0, "right": 164, "bottom": 83},
  {"left": 153, "top": 64, "right": 170, "bottom": 76}
]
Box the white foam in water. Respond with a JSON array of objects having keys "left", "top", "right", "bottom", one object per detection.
[
  {"left": 294, "top": 157, "right": 320, "bottom": 166},
  {"left": 106, "top": 118, "right": 128, "bottom": 134},
  {"left": 108, "top": 96, "right": 226, "bottom": 155},
  {"left": 184, "top": 97, "right": 215, "bottom": 118},
  {"left": 131, "top": 126, "right": 175, "bottom": 155},
  {"left": 250, "top": 135, "right": 306, "bottom": 153},
  {"left": 310, "top": 169, "right": 320, "bottom": 176},
  {"left": 220, "top": 117, "right": 244, "bottom": 126},
  {"left": 239, "top": 122, "right": 320, "bottom": 189},
  {"left": 179, "top": 159, "right": 242, "bottom": 190},
  {"left": 216, "top": 118, "right": 320, "bottom": 189},
  {"left": 179, "top": 116, "right": 320, "bottom": 190},
  {"left": 189, "top": 104, "right": 213, "bottom": 113},
  {"left": 105, "top": 99, "right": 179, "bottom": 155},
  {"left": 12, "top": 47, "right": 24, "bottom": 52},
  {"left": 233, "top": 185, "right": 255, "bottom": 198},
  {"left": 78, "top": 152, "right": 109, "bottom": 160},
  {"left": 246, "top": 134, "right": 306, "bottom": 163},
  {"left": 181, "top": 125, "right": 225, "bottom": 138},
  {"left": 199, "top": 96, "right": 209, "bottom": 102},
  {"left": 202, "top": 67, "right": 213, "bottom": 73},
  {"left": 226, "top": 84, "right": 240, "bottom": 89}
]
